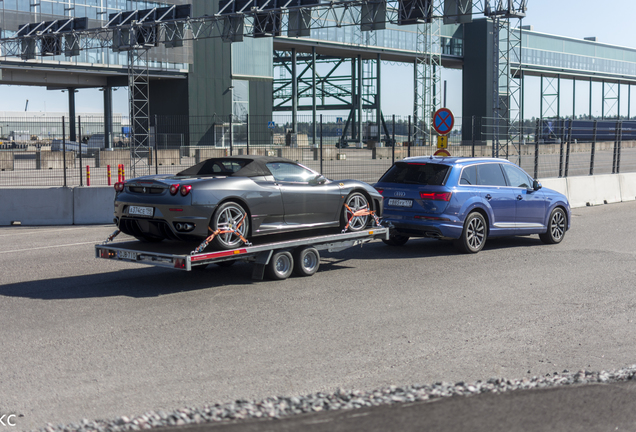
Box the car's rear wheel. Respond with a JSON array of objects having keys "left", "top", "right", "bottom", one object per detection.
[
  {"left": 266, "top": 251, "right": 294, "bottom": 280},
  {"left": 454, "top": 212, "right": 487, "bottom": 254},
  {"left": 209, "top": 201, "right": 250, "bottom": 250},
  {"left": 382, "top": 232, "right": 410, "bottom": 246},
  {"left": 293, "top": 247, "right": 320, "bottom": 277},
  {"left": 341, "top": 192, "right": 370, "bottom": 232},
  {"left": 539, "top": 207, "right": 566, "bottom": 244}
]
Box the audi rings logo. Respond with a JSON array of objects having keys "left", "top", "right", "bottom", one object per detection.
[
  {"left": 0, "top": 414, "right": 17, "bottom": 427},
  {"left": 393, "top": 191, "right": 406, "bottom": 197}
]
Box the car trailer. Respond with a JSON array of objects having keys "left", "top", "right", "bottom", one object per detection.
[{"left": 95, "top": 227, "right": 389, "bottom": 280}]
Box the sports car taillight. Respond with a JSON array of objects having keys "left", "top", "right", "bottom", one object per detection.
[
  {"left": 180, "top": 185, "right": 192, "bottom": 196},
  {"left": 169, "top": 184, "right": 180, "bottom": 195},
  {"left": 114, "top": 182, "right": 125, "bottom": 192},
  {"left": 420, "top": 192, "right": 452, "bottom": 201}
]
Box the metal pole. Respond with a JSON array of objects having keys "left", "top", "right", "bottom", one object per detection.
[
  {"left": 590, "top": 120, "right": 597, "bottom": 175},
  {"left": 154, "top": 115, "right": 159, "bottom": 175},
  {"left": 291, "top": 48, "right": 297, "bottom": 133},
  {"left": 612, "top": 120, "right": 620, "bottom": 174},
  {"left": 246, "top": 113, "right": 250, "bottom": 155},
  {"left": 617, "top": 121, "right": 622, "bottom": 174},
  {"left": 589, "top": 77, "right": 593, "bottom": 119},
  {"left": 534, "top": 118, "right": 540, "bottom": 179},
  {"left": 565, "top": 119, "right": 572, "bottom": 177},
  {"left": 376, "top": 53, "right": 382, "bottom": 144},
  {"left": 392, "top": 114, "right": 395, "bottom": 165},
  {"left": 312, "top": 47, "right": 316, "bottom": 148},
  {"left": 558, "top": 118, "right": 565, "bottom": 178},
  {"left": 320, "top": 114, "right": 323, "bottom": 174},
  {"left": 62, "top": 116, "right": 67, "bottom": 188},
  {"left": 229, "top": 114, "right": 233, "bottom": 156},
  {"left": 78, "top": 116, "right": 83, "bottom": 186},
  {"left": 602, "top": 81, "right": 605, "bottom": 120},
  {"left": 472, "top": 115, "right": 476, "bottom": 158},
  {"left": 407, "top": 115, "right": 411, "bottom": 158},
  {"left": 357, "top": 55, "right": 363, "bottom": 147}
]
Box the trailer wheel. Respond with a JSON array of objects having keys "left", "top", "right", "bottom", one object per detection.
[
  {"left": 293, "top": 247, "right": 320, "bottom": 277},
  {"left": 266, "top": 251, "right": 294, "bottom": 280}
]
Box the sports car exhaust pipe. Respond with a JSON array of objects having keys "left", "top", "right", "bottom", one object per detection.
[{"left": 175, "top": 223, "right": 184, "bottom": 231}]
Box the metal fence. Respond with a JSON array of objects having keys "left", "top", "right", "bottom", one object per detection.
[{"left": 1, "top": 115, "right": 635, "bottom": 187}]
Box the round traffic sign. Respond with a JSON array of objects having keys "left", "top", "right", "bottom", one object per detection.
[
  {"left": 434, "top": 149, "right": 451, "bottom": 157},
  {"left": 433, "top": 108, "right": 454, "bottom": 135}
]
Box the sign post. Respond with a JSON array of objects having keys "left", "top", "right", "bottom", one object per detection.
[{"left": 432, "top": 108, "right": 454, "bottom": 157}]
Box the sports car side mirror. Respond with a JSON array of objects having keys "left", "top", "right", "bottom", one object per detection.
[
  {"left": 533, "top": 180, "right": 542, "bottom": 191},
  {"left": 309, "top": 175, "right": 327, "bottom": 185}
]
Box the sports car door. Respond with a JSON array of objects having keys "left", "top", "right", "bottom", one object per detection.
[{"left": 266, "top": 162, "right": 342, "bottom": 225}]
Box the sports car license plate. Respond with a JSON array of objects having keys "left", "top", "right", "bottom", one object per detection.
[
  {"left": 128, "top": 205, "right": 153, "bottom": 217},
  {"left": 388, "top": 198, "right": 413, "bottom": 207},
  {"left": 117, "top": 250, "right": 137, "bottom": 260}
]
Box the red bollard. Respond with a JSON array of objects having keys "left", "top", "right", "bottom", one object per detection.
[
  {"left": 107, "top": 165, "right": 111, "bottom": 186},
  {"left": 121, "top": 164, "right": 125, "bottom": 182},
  {"left": 86, "top": 165, "right": 91, "bottom": 186},
  {"left": 118, "top": 164, "right": 122, "bottom": 183}
]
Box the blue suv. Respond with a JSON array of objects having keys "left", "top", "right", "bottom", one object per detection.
[{"left": 375, "top": 157, "right": 571, "bottom": 253}]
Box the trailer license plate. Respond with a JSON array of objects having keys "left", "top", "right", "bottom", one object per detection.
[
  {"left": 117, "top": 250, "right": 137, "bottom": 260},
  {"left": 128, "top": 206, "right": 153, "bottom": 216},
  {"left": 388, "top": 198, "right": 413, "bottom": 207}
]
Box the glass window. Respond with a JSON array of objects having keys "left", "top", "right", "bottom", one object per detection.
[
  {"left": 459, "top": 165, "right": 476, "bottom": 185},
  {"left": 476, "top": 163, "right": 507, "bottom": 187},
  {"left": 502, "top": 164, "right": 533, "bottom": 189},
  {"left": 379, "top": 162, "right": 450, "bottom": 186},
  {"left": 266, "top": 162, "right": 316, "bottom": 183}
]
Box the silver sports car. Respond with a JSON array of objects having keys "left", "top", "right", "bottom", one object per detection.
[{"left": 113, "top": 155, "right": 383, "bottom": 250}]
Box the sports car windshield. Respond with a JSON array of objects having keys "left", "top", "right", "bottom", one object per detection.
[{"left": 380, "top": 162, "right": 450, "bottom": 185}]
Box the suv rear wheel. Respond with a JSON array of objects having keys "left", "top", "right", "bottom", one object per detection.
[{"left": 454, "top": 212, "right": 487, "bottom": 254}]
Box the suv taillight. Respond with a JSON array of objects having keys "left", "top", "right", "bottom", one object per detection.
[{"left": 420, "top": 192, "right": 452, "bottom": 201}]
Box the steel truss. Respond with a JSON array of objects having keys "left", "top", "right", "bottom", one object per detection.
[
  {"left": 1, "top": 0, "right": 527, "bottom": 168},
  {"left": 128, "top": 48, "right": 151, "bottom": 177}
]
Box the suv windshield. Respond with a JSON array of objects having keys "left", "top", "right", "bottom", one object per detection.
[{"left": 380, "top": 162, "right": 450, "bottom": 186}]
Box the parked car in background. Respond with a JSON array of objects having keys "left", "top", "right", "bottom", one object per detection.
[
  {"left": 113, "top": 155, "right": 383, "bottom": 250},
  {"left": 375, "top": 157, "right": 571, "bottom": 253}
]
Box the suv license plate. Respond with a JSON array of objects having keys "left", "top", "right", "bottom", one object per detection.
[
  {"left": 388, "top": 198, "right": 413, "bottom": 207},
  {"left": 128, "top": 205, "right": 153, "bottom": 216},
  {"left": 117, "top": 250, "right": 137, "bottom": 260}
]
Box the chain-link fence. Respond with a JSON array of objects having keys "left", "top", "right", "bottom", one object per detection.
[{"left": 1, "top": 114, "right": 635, "bottom": 187}]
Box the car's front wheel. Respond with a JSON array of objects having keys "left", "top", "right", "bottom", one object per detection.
[
  {"left": 341, "top": 192, "right": 370, "bottom": 232},
  {"left": 454, "top": 212, "right": 487, "bottom": 254},
  {"left": 539, "top": 207, "right": 566, "bottom": 244},
  {"left": 209, "top": 201, "right": 250, "bottom": 250}
]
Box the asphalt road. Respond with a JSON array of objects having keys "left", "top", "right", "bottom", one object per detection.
[{"left": 1, "top": 201, "right": 635, "bottom": 430}]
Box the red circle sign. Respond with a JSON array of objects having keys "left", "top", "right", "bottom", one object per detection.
[
  {"left": 434, "top": 149, "right": 451, "bottom": 157},
  {"left": 433, "top": 108, "right": 454, "bottom": 135}
]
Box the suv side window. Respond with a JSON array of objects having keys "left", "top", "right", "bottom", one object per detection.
[
  {"left": 460, "top": 165, "right": 477, "bottom": 185},
  {"left": 476, "top": 163, "right": 507, "bottom": 187},
  {"left": 502, "top": 164, "right": 533, "bottom": 188}
]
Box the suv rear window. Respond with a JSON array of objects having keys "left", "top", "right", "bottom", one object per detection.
[{"left": 379, "top": 162, "right": 450, "bottom": 186}]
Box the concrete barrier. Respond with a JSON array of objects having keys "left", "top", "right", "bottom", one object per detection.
[
  {"left": 313, "top": 148, "right": 336, "bottom": 160},
  {"left": 36, "top": 151, "right": 75, "bottom": 169},
  {"left": 618, "top": 173, "right": 636, "bottom": 202},
  {"left": 566, "top": 174, "right": 621, "bottom": 208},
  {"left": 540, "top": 178, "right": 568, "bottom": 197},
  {"left": 74, "top": 187, "right": 116, "bottom": 224},
  {"left": 96, "top": 150, "right": 130, "bottom": 169},
  {"left": 372, "top": 148, "right": 407, "bottom": 160},
  {"left": 0, "top": 187, "right": 74, "bottom": 225},
  {"left": 0, "top": 151, "right": 14, "bottom": 171},
  {"left": 195, "top": 148, "right": 228, "bottom": 163},
  {"left": 148, "top": 149, "right": 180, "bottom": 166}
]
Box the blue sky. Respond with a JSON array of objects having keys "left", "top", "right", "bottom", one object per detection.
[{"left": 1, "top": 0, "right": 634, "bottom": 118}]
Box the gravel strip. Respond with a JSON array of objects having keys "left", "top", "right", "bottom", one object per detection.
[{"left": 35, "top": 365, "right": 636, "bottom": 432}]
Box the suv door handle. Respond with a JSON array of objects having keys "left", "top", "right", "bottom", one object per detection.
[
  {"left": 485, "top": 194, "right": 492, "bottom": 200},
  {"left": 517, "top": 195, "right": 523, "bottom": 200}
]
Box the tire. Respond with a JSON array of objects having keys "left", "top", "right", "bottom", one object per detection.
[
  {"left": 454, "top": 212, "right": 487, "bottom": 254},
  {"left": 266, "top": 251, "right": 294, "bottom": 280},
  {"left": 382, "top": 232, "right": 410, "bottom": 246},
  {"left": 539, "top": 207, "right": 566, "bottom": 244},
  {"left": 341, "top": 192, "right": 370, "bottom": 232},
  {"left": 209, "top": 201, "right": 250, "bottom": 250},
  {"left": 293, "top": 247, "right": 320, "bottom": 277}
]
